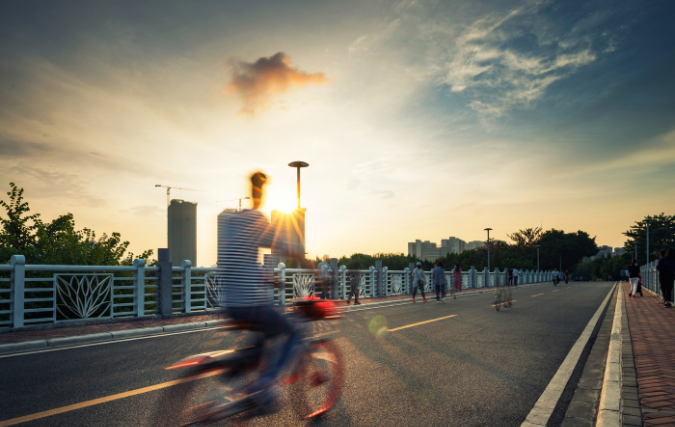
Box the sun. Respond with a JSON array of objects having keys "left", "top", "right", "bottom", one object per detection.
[{"left": 264, "top": 188, "right": 298, "bottom": 213}]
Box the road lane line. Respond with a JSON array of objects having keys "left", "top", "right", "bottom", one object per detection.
[
  {"left": 553, "top": 290, "right": 560, "bottom": 293},
  {"left": 531, "top": 293, "right": 544, "bottom": 297},
  {"left": 0, "top": 369, "right": 226, "bottom": 426},
  {"left": 491, "top": 300, "right": 517, "bottom": 307},
  {"left": 388, "top": 314, "right": 457, "bottom": 332},
  {"left": 521, "top": 284, "right": 615, "bottom": 427}
]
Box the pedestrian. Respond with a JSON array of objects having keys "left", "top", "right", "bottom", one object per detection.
[
  {"left": 657, "top": 250, "right": 667, "bottom": 303},
  {"left": 564, "top": 269, "right": 570, "bottom": 284},
  {"left": 508, "top": 268, "right": 514, "bottom": 286},
  {"left": 411, "top": 262, "right": 428, "bottom": 303},
  {"left": 553, "top": 268, "right": 559, "bottom": 286},
  {"left": 513, "top": 267, "right": 519, "bottom": 287},
  {"left": 346, "top": 273, "right": 361, "bottom": 305},
  {"left": 656, "top": 248, "right": 675, "bottom": 308},
  {"left": 317, "top": 255, "right": 336, "bottom": 299},
  {"left": 453, "top": 264, "right": 462, "bottom": 299},
  {"left": 636, "top": 273, "right": 643, "bottom": 296},
  {"left": 628, "top": 259, "right": 640, "bottom": 297},
  {"left": 433, "top": 262, "right": 446, "bottom": 303}
]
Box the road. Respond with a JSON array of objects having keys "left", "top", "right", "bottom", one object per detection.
[{"left": 0, "top": 282, "right": 614, "bottom": 426}]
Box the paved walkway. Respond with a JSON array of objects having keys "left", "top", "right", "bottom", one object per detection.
[
  {"left": 623, "top": 281, "right": 675, "bottom": 426},
  {"left": 0, "top": 282, "right": 548, "bottom": 344}
]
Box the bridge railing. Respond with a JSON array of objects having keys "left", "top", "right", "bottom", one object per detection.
[
  {"left": 640, "top": 262, "right": 669, "bottom": 301},
  {"left": 1, "top": 254, "right": 553, "bottom": 329}
]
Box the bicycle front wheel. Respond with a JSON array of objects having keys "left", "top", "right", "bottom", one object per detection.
[{"left": 291, "top": 340, "right": 344, "bottom": 419}]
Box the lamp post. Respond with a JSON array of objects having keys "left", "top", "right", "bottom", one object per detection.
[
  {"left": 536, "top": 245, "right": 540, "bottom": 272},
  {"left": 644, "top": 217, "right": 652, "bottom": 266},
  {"left": 288, "top": 161, "right": 309, "bottom": 209},
  {"left": 485, "top": 228, "right": 493, "bottom": 274}
]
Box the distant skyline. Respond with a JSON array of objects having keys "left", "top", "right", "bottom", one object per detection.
[{"left": 1, "top": 0, "right": 674, "bottom": 266}]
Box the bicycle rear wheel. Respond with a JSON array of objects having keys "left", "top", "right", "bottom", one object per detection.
[
  {"left": 291, "top": 340, "right": 344, "bottom": 419},
  {"left": 153, "top": 368, "right": 255, "bottom": 427}
]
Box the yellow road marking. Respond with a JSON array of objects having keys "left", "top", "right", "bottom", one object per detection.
[
  {"left": 0, "top": 369, "right": 226, "bottom": 426},
  {"left": 491, "top": 300, "right": 517, "bottom": 307},
  {"left": 388, "top": 314, "right": 457, "bottom": 332},
  {"left": 531, "top": 293, "right": 545, "bottom": 297},
  {"left": 553, "top": 290, "right": 560, "bottom": 293}
]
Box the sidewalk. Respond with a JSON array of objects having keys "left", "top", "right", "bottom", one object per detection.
[
  {"left": 622, "top": 281, "right": 675, "bottom": 426},
  {"left": 0, "top": 281, "right": 550, "bottom": 351}
]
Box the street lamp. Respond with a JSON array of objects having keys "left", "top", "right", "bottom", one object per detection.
[
  {"left": 536, "top": 245, "right": 540, "bottom": 272},
  {"left": 288, "top": 161, "right": 309, "bottom": 209},
  {"left": 485, "top": 228, "right": 492, "bottom": 273},
  {"left": 644, "top": 217, "right": 652, "bottom": 266}
]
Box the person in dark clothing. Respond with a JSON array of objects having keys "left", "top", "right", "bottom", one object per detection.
[
  {"left": 507, "top": 268, "right": 514, "bottom": 286},
  {"left": 433, "top": 262, "right": 446, "bottom": 303},
  {"left": 346, "top": 273, "right": 361, "bottom": 305},
  {"left": 656, "top": 248, "right": 675, "bottom": 308},
  {"left": 658, "top": 250, "right": 667, "bottom": 303},
  {"left": 564, "top": 269, "right": 570, "bottom": 284},
  {"left": 628, "top": 260, "right": 640, "bottom": 297}
]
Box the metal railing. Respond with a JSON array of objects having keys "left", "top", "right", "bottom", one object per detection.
[{"left": 0, "top": 254, "right": 553, "bottom": 329}]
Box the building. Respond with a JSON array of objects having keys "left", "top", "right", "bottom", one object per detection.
[
  {"left": 271, "top": 208, "right": 306, "bottom": 265},
  {"left": 168, "top": 199, "right": 197, "bottom": 266},
  {"left": 407, "top": 236, "right": 467, "bottom": 262},
  {"left": 614, "top": 247, "right": 625, "bottom": 256},
  {"left": 466, "top": 240, "right": 484, "bottom": 250},
  {"left": 597, "top": 245, "right": 613, "bottom": 258},
  {"left": 441, "top": 237, "right": 466, "bottom": 255}
]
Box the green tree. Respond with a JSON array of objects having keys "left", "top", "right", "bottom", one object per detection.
[
  {"left": 536, "top": 229, "right": 598, "bottom": 271},
  {"left": 0, "top": 183, "right": 153, "bottom": 265},
  {"left": 623, "top": 213, "right": 675, "bottom": 264}
]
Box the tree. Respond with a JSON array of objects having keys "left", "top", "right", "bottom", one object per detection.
[
  {"left": 507, "top": 227, "right": 543, "bottom": 247},
  {"left": 0, "top": 183, "right": 153, "bottom": 265},
  {"left": 623, "top": 213, "right": 675, "bottom": 264},
  {"left": 536, "top": 229, "right": 598, "bottom": 271}
]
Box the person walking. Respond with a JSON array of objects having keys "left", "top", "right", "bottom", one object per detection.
[
  {"left": 628, "top": 259, "right": 640, "bottom": 297},
  {"left": 656, "top": 248, "right": 675, "bottom": 308},
  {"left": 507, "top": 268, "right": 514, "bottom": 286},
  {"left": 513, "top": 268, "right": 519, "bottom": 287},
  {"left": 433, "top": 262, "right": 446, "bottom": 303},
  {"left": 453, "top": 264, "right": 462, "bottom": 299},
  {"left": 346, "top": 273, "right": 361, "bottom": 305},
  {"left": 411, "top": 262, "right": 428, "bottom": 303},
  {"left": 553, "top": 268, "right": 560, "bottom": 286},
  {"left": 564, "top": 269, "right": 570, "bottom": 284}
]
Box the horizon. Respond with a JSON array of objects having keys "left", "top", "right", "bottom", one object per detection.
[{"left": 1, "top": 1, "right": 674, "bottom": 266}]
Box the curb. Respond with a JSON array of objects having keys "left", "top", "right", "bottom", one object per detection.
[
  {"left": 0, "top": 321, "right": 221, "bottom": 356},
  {"left": 0, "top": 281, "right": 557, "bottom": 356},
  {"left": 597, "top": 283, "right": 623, "bottom": 426}
]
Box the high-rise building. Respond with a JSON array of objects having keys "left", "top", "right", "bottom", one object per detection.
[
  {"left": 271, "top": 208, "right": 306, "bottom": 263},
  {"left": 466, "top": 240, "right": 484, "bottom": 250},
  {"left": 614, "top": 247, "right": 625, "bottom": 256},
  {"left": 597, "top": 245, "right": 613, "bottom": 258},
  {"left": 168, "top": 199, "right": 197, "bottom": 266}
]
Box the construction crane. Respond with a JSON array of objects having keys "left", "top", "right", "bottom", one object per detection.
[
  {"left": 215, "top": 197, "right": 250, "bottom": 212},
  {"left": 155, "top": 185, "right": 203, "bottom": 206}
]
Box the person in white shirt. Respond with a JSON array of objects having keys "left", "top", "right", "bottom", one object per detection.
[
  {"left": 553, "top": 268, "right": 560, "bottom": 286},
  {"left": 513, "top": 268, "right": 520, "bottom": 287}
]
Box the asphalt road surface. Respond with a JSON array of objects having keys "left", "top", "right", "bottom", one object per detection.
[{"left": 0, "top": 282, "right": 614, "bottom": 426}]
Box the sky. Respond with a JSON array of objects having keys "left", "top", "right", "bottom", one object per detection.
[{"left": 1, "top": 0, "right": 674, "bottom": 266}]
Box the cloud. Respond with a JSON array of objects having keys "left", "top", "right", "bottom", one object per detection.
[
  {"left": 121, "top": 205, "right": 164, "bottom": 217},
  {"left": 0, "top": 139, "right": 57, "bottom": 157},
  {"left": 441, "top": 2, "right": 600, "bottom": 120},
  {"left": 224, "top": 52, "right": 330, "bottom": 116}
]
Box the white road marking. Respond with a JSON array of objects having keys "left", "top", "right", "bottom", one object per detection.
[{"left": 521, "top": 284, "right": 615, "bottom": 427}]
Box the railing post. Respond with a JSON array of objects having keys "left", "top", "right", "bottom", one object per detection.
[
  {"left": 278, "top": 263, "right": 286, "bottom": 306},
  {"left": 470, "top": 266, "right": 476, "bottom": 289},
  {"left": 156, "top": 249, "right": 172, "bottom": 316},
  {"left": 182, "top": 260, "right": 192, "bottom": 314},
  {"left": 369, "top": 266, "right": 375, "bottom": 298},
  {"left": 404, "top": 267, "right": 411, "bottom": 294},
  {"left": 10, "top": 255, "right": 25, "bottom": 328},
  {"left": 340, "top": 266, "right": 347, "bottom": 300},
  {"left": 133, "top": 258, "right": 146, "bottom": 317},
  {"left": 383, "top": 266, "right": 389, "bottom": 296},
  {"left": 375, "top": 261, "right": 383, "bottom": 297},
  {"left": 330, "top": 258, "right": 339, "bottom": 299}
]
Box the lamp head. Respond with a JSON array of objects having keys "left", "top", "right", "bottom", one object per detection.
[
  {"left": 484, "top": 227, "right": 493, "bottom": 231},
  {"left": 288, "top": 161, "right": 309, "bottom": 168}
]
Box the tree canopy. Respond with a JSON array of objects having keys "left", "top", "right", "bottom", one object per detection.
[
  {"left": 622, "top": 213, "right": 675, "bottom": 264},
  {"left": 0, "top": 183, "right": 153, "bottom": 265}
]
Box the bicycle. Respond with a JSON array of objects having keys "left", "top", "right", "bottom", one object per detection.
[
  {"left": 154, "top": 298, "right": 344, "bottom": 426},
  {"left": 494, "top": 286, "right": 503, "bottom": 311}
]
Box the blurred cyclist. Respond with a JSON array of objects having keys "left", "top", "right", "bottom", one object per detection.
[{"left": 217, "top": 171, "right": 300, "bottom": 410}]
